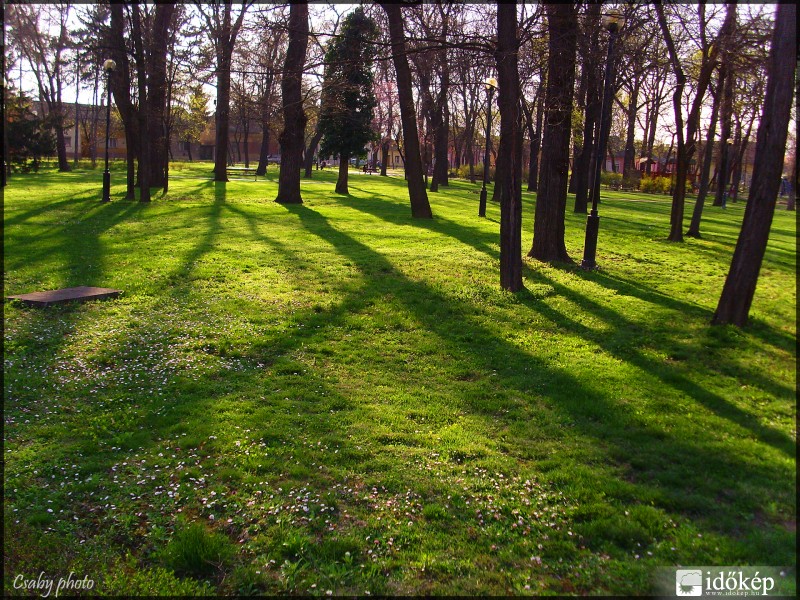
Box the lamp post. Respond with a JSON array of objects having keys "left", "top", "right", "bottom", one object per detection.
[
  {"left": 479, "top": 77, "right": 497, "bottom": 217},
  {"left": 580, "top": 10, "right": 624, "bottom": 270},
  {"left": 101, "top": 58, "right": 116, "bottom": 203}
]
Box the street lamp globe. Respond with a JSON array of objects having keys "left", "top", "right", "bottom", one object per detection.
[
  {"left": 103, "top": 59, "right": 116, "bottom": 72},
  {"left": 484, "top": 77, "right": 498, "bottom": 91},
  {"left": 602, "top": 9, "right": 624, "bottom": 32}
]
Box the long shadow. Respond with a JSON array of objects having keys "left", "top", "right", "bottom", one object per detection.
[
  {"left": 342, "top": 184, "right": 796, "bottom": 360},
  {"left": 528, "top": 269, "right": 795, "bottom": 457},
  {"left": 248, "top": 204, "right": 796, "bottom": 563},
  {"left": 5, "top": 198, "right": 142, "bottom": 290},
  {"left": 582, "top": 269, "right": 797, "bottom": 357},
  {"left": 157, "top": 181, "right": 227, "bottom": 289}
]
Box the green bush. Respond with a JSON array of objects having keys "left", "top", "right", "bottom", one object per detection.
[
  {"left": 639, "top": 175, "right": 693, "bottom": 194},
  {"left": 601, "top": 171, "right": 623, "bottom": 188}
]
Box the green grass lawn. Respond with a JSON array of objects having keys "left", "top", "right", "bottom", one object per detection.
[{"left": 3, "top": 162, "right": 796, "bottom": 595}]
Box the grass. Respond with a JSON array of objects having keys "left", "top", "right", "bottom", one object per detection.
[{"left": 3, "top": 161, "right": 796, "bottom": 596}]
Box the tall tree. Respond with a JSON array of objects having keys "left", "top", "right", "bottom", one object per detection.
[
  {"left": 686, "top": 79, "right": 720, "bottom": 237},
  {"left": 7, "top": 3, "right": 73, "bottom": 172},
  {"left": 318, "top": 7, "right": 378, "bottom": 195},
  {"left": 274, "top": 1, "right": 308, "bottom": 205},
  {"left": 378, "top": 2, "right": 433, "bottom": 219},
  {"left": 193, "top": 0, "right": 252, "bottom": 182},
  {"left": 496, "top": 2, "right": 523, "bottom": 291},
  {"left": 528, "top": 3, "right": 577, "bottom": 263},
  {"left": 146, "top": 3, "right": 176, "bottom": 190},
  {"left": 656, "top": 3, "right": 724, "bottom": 242},
  {"left": 108, "top": 3, "right": 137, "bottom": 199},
  {"left": 712, "top": 4, "right": 796, "bottom": 327},
  {"left": 130, "top": 1, "right": 150, "bottom": 202},
  {"left": 250, "top": 8, "right": 287, "bottom": 177},
  {"left": 712, "top": 4, "right": 737, "bottom": 208},
  {"left": 572, "top": 2, "right": 601, "bottom": 214}
]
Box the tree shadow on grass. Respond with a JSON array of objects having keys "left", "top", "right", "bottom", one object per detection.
[
  {"left": 278, "top": 204, "right": 794, "bottom": 538},
  {"left": 342, "top": 182, "right": 795, "bottom": 369},
  {"left": 4, "top": 199, "right": 142, "bottom": 291}
]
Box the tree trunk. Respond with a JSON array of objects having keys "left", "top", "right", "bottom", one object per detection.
[
  {"left": 527, "top": 86, "right": 544, "bottom": 192},
  {"left": 257, "top": 124, "right": 270, "bottom": 176},
  {"left": 275, "top": 2, "right": 308, "bottom": 205},
  {"left": 728, "top": 120, "right": 744, "bottom": 202},
  {"left": 109, "top": 3, "right": 138, "bottom": 199},
  {"left": 304, "top": 126, "right": 323, "bottom": 178},
  {"left": 687, "top": 81, "right": 720, "bottom": 237},
  {"left": 712, "top": 3, "right": 795, "bottom": 327},
  {"left": 380, "top": 140, "right": 389, "bottom": 176},
  {"left": 568, "top": 59, "right": 588, "bottom": 195},
  {"left": 214, "top": 50, "right": 233, "bottom": 182},
  {"left": 529, "top": 4, "right": 577, "bottom": 263},
  {"left": 623, "top": 75, "right": 641, "bottom": 178},
  {"left": 336, "top": 152, "right": 349, "bottom": 194},
  {"left": 379, "top": 2, "right": 432, "bottom": 218},
  {"left": 131, "top": 3, "right": 150, "bottom": 202},
  {"left": 656, "top": 2, "right": 723, "bottom": 242},
  {"left": 713, "top": 24, "right": 736, "bottom": 207},
  {"left": 147, "top": 3, "right": 174, "bottom": 190},
  {"left": 497, "top": 2, "right": 523, "bottom": 291}
]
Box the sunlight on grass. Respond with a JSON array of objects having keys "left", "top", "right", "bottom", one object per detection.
[{"left": 3, "top": 162, "right": 796, "bottom": 595}]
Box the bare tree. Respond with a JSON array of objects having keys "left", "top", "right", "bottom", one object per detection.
[
  {"left": 378, "top": 2, "right": 432, "bottom": 218},
  {"left": 192, "top": 0, "right": 252, "bottom": 182},
  {"left": 7, "top": 3, "right": 73, "bottom": 172},
  {"left": 656, "top": 2, "right": 725, "bottom": 242},
  {"left": 712, "top": 3, "right": 796, "bottom": 327}
]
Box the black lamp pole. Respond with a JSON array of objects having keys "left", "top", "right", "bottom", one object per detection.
[
  {"left": 102, "top": 59, "right": 116, "bottom": 202},
  {"left": 479, "top": 78, "right": 497, "bottom": 217},
  {"left": 580, "top": 13, "right": 622, "bottom": 270}
]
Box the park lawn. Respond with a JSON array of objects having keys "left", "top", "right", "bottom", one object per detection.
[{"left": 3, "top": 162, "right": 796, "bottom": 596}]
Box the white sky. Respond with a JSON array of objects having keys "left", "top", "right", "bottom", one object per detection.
[{"left": 7, "top": 3, "right": 789, "bottom": 148}]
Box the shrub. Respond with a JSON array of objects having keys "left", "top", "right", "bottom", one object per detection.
[
  {"left": 454, "top": 164, "right": 494, "bottom": 181},
  {"left": 639, "top": 175, "right": 692, "bottom": 194},
  {"left": 600, "top": 171, "right": 623, "bottom": 188}
]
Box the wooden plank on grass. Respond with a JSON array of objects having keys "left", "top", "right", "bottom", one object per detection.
[{"left": 7, "top": 286, "right": 122, "bottom": 307}]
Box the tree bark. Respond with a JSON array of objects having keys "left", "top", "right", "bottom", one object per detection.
[
  {"left": 379, "top": 2, "right": 432, "bottom": 218},
  {"left": 712, "top": 3, "right": 796, "bottom": 327},
  {"left": 497, "top": 2, "right": 523, "bottom": 291},
  {"left": 147, "top": 3, "right": 175, "bottom": 189},
  {"left": 380, "top": 139, "right": 389, "bottom": 176},
  {"left": 275, "top": 2, "right": 308, "bottom": 205},
  {"left": 529, "top": 4, "right": 577, "bottom": 263},
  {"left": 336, "top": 153, "right": 350, "bottom": 194}
]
